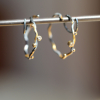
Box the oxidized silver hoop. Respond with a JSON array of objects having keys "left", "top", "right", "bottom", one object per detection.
[
  {"left": 64, "top": 15, "right": 78, "bottom": 33},
  {"left": 24, "top": 15, "right": 42, "bottom": 60},
  {"left": 48, "top": 13, "right": 78, "bottom": 59}
]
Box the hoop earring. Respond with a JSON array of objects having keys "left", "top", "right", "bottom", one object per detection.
[
  {"left": 48, "top": 13, "right": 78, "bottom": 59},
  {"left": 64, "top": 15, "right": 78, "bottom": 33},
  {"left": 24, "top": 15, "right": 42, "bottom": 60}
]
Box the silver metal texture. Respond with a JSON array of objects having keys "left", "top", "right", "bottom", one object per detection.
[
  {"left": 64, "top": 15, "right": 78, "bottom": 33},
  {"left": 0, "top": 15, "right": 100, "bottom": 26},
  {"left": 23, "top": 16, "right": 42, "bottom": 60},
  {"left": 48, "top": 13, "right": 78, "bottom": 59}
]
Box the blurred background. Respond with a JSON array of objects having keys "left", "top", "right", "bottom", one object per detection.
[{"left": 0, "top": 0, "right": 100, "bottom": 100}]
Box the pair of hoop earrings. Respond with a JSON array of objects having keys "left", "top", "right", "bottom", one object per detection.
[{"left": 23, "top": 13, "right": 78, "bottom": 60}]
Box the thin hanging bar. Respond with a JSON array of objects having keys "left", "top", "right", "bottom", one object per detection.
[{"left": 0, "top": 15, "right": 100, "bottom": 27}]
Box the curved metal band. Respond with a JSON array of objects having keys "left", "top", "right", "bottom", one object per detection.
[
  {"left": 48, "top": 13, "right": 78, "bottom": 59},
  {"left": 24, "top": 15, "right": 42, "bottom": 60},
  {"left": 64, "top": 15, "right": 78, "bottom": 33}
]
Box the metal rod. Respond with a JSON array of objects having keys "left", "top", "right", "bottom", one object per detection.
[{"left": 0, "top": 15, "right": 100, "bottom": 27}]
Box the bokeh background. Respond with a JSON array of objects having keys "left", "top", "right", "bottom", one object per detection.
[{"left": 0, "top": 0, "right": 100, "bottom": 100}]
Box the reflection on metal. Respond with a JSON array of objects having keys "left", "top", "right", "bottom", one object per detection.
[
  {"left": 0, "top": 15, "right": 100, "bottom": 26},
  {"left": 48, "top": 13, "right": 78, "bottom": 59},
  {"left": 0, "top": 14, "right": 99, "bottom": 59},
  {"left": 24, "top": 15, "right": 42, "bottom": 60}
]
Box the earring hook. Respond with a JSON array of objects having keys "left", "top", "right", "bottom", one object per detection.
[
  {"left": 24, "top": 19, "right": 27, "bottom": 34},
  {"left": 64, "top": 15, "right": 78, "bottom": 33}
]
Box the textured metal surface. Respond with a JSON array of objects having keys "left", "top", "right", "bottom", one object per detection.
[
  {"left": 0, "top": 15, "right": 100, "bottom": 26},
  {"left": 48, "top": 13, "right": 78, "bottom": 59},
  {"left": 24, "top": 16, "right": 42, "bottom": 60},
  {"left": 64, "top": 15, "right": 78, "bottom": 33}
]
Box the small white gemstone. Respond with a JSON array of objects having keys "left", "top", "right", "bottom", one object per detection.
[
  {"left": 37, "top": 36, "right": 42, "bottom": 41},
  {"left": 64, "top": 54, "right": 67, "bottom": 56},
  {"left": 33, "top": 43, "right": 37, "bottom": 47},
  {"left": 72, "top": 48, "right": 75, "bottom": 52}
]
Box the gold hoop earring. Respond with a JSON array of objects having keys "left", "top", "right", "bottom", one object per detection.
[
  {"left": 48, "top": 13, "right": 78, "bottom": 59},
  {"left": 24, "top": 15, "right": 42, "bottom": 60}
]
